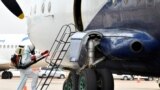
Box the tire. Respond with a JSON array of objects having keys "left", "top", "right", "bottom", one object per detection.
[
  {"left": 130, "top": 76, "right": 134, "bottom": 80},
  {"left": 63, "top": 70, "right": 78, "bottom": 90},
  {"left": 60, "top": 74, "right": 65, "bottom": 79},
  {"left": 2, "top": 71, "right": 9, "bottom": 79},
  {"left": 78, "top": 69, "right": 97, "bottom": 90},
  {"left": 63, "top": 79, "right": 71, "bottom": 90},
  {"left": 8, "top": 72, "right": 13, "bottom": 79},
  {"left": 148, "top": 77, "right": 153, "bottom": 81},
  {"left": 123, "top": 76, "right": 128, "bottom": 80},
  {"left": 42, "top": 74, "right": 47, "bottom": 78},
  {"left": 96, "top": 69, "right": 114, "bottom": 90},
  {"left": 2, "top": 72, "right": 6, "bottom": 79}
]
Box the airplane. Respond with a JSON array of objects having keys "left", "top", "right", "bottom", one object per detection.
[
  {"left": 0, "top": 34, "right": 46, "bottom": 79},
  {"left": 2, "top": 0, "right": 160, "bottom": 90},
  {"left": 0, "top": 34, "right": 27, "bottom": 79}
]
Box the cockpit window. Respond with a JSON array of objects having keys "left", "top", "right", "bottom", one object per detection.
[
  {"left": 41, "top": 3, "right": 45, "bottom": 13},
  {"left": 48, "top": 1, "right": 51, "bottom": 12}
]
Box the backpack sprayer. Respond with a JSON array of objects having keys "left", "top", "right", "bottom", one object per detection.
[{"left": 11, "top": 46, "right": 49, "bottom": 69}]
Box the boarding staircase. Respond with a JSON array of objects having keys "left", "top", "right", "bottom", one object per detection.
[{"left": 36, "top": 24, "right": 76, "bottom": 90}]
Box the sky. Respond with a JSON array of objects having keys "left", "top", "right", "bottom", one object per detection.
[{"left": 0, "top": 0, "right": 30, "bottom": 34}]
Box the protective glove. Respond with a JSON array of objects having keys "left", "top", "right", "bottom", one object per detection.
[
  {"left": 41, "top": 50, "right": 49, "bottom": 57},
  {"left": 31, "top": 55, "right": 36, "bottom": 62},
  {"left": 41, "top": 50, "right": 49, "bottom": 55}
]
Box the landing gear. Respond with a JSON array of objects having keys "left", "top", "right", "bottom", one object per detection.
[
  {"left": 63, "top": 79, "right": 72, "bottom": 90},
  {"left": 96, "top": 69, "right": 114, "bottom": 90},
  {"left": 63, "top": 68, "right": 114, "bottom": 90},
  {"left": 1, "top": 71, "right": 13, "bottom": 79},
  {"left": 65, "top": 33, "right": 114, "bottom": 90},
  {"left": 8, "top": 71, "right": 13, "bottom": 79},
  {"left": 78, "top": 69, "right": 97, "bottom": 90},
  {"left": 63, "top": 70, "right": 79, "bottom": 90}
]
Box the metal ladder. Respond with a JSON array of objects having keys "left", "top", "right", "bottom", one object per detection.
[{"left": 36, "top": 24, "right": 76, "bottom": 90}]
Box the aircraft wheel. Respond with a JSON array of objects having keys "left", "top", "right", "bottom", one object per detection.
[
  {"left": 96, "top": 69, "right": 114, "bottom": 90},
  {"left": 2, "top": 71, "right": 10, "bottom": 79},
  {"left": 63, "top": 79, "right": 71, "bottom": 90},
  {"left": 8, "top": 71, "right": 13, "bottom": 79},
  {"left": 123, "top": 76, "right": 128, "bottom": 80},
  {"left": 78, "top": 69, "right": 97, "bottom": 90},
  {"left": 63, "top": 70, "right": 78, "bottom": 90}
]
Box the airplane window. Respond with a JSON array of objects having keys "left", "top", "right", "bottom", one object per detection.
[
  {"left": 41, "top": 3, "right": 45, "bottom": 13},
  {"left": 34, "top": 5, "right": 37, "bottom": 14},
  {"left": 3, "top": 45, "right": 5, "bottom": 48},
  {"left": 7, "top": 45, "right": 9, "bottom": 48},
  {"left": 11, "top": 45, "right": 13, "bottom": 48},
  {"left": 15, "top": 45, "right": 18, "bottom": 48},
  {"left": 48, "top": 1, "right": 51, "bottom": 12}
]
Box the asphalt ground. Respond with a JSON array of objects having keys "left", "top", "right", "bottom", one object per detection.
[{"left": 0, "top": 77, "right": 159, "bottom": 90}]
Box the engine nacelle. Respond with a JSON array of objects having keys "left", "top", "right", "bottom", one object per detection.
[
  {"left": 99, "top": 29, "right": 160, "bottom": 60},
  {"left": 70, "top": 28, "right": 160, "bottom": 63}
]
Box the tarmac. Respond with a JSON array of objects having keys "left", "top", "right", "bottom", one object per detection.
[{"left": 0, "top": 77, "right": 159, "bottom": 90}]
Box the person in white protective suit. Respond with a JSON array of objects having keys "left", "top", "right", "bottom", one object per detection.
[{"left": 16, "top": 42, "right": 49, "bottom": 90}]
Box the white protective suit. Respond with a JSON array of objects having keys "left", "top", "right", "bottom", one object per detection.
[{"left": 17, "top": 45, "right": 39, "bottom": 90}]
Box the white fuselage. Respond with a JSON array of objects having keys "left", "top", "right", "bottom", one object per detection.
[
  {"left": 0, "top": 34, "right": 47, "bottom": 70},
  {"left": 25, "top": 0, "right": 108, "bottom": 68},
  {"left": 0, "top": 34, "right": 27, "bottom": 69}
]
